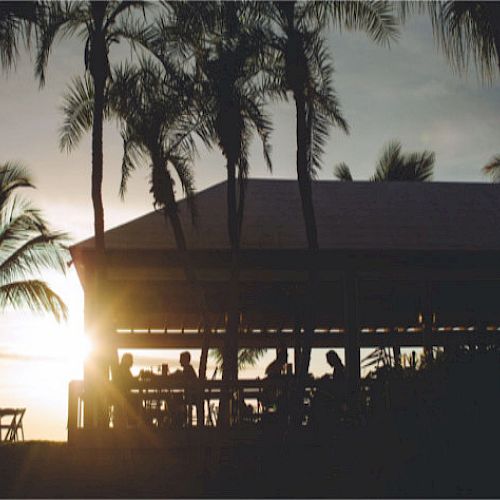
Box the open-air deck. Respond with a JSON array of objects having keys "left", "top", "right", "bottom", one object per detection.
[{"left": 68, "top": 179, "right": 500, "bottom": 445}]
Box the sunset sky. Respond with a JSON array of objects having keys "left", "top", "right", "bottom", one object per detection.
[{"left": 0, "top": 9, "right": 499, "bottom": 440}]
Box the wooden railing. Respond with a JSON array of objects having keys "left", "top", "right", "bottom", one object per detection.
[{"left": 67, "top": 376, "right": 320, "bottom": 437}]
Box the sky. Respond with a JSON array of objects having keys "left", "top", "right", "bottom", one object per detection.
[{"left": 0, "top": 7, "right": 500, "bottom": 441}]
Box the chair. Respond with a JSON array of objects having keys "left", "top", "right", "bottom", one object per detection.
[{"left": 0, "top": 408, "right": 25, "bottom": 442}]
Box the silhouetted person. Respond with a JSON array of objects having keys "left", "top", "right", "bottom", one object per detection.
[
  {"left": 169, "top": 351, "right": 198, "bottom": 427},
  {"left": 265, "top": 347, "right": 288, "bottom": 378},
  {"left": 114, "top": 353, "right": 136, "bottom": 428},
  {"left": 263, "top": 348, "right": 289, "bottom": 421},
  {"left": 311, "top": 350, "right": 347, "bottom": 427}
]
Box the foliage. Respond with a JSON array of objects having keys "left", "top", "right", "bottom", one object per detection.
[
  {"left": 401, "top": 1, "right": 500, "bottom": 82},
  {"left": 482, "top": 154, "right": 500, "bottom": 182},
  {"left": 0, "top": 1, "right": 38, "bottom": 71},
  {"left": 334, "top": 140, "right": 435, "bottom": 182},
  {"left": 0, "top": 162, "right": 67, "bottom": 321},
  {"left": 211, "top": 347, "right": 267, "bottom": 372}
]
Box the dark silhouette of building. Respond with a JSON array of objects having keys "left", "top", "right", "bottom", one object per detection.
[{"left": 68, "top": 179, "right": 500, "bottom": 443}]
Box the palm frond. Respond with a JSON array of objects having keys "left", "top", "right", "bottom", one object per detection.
[
  {"left": 483, "top": 154, "right": 500, "bottom": 182},
  {"left": 35, "top": 1, "right": 85, "bottom": 87},
  {"left": 211, "top": 347, "right": 267, "bottom": 371},
  {"left": 432, "top": 1, "right": 500, "bottom": 82},
  {"left": 0, "top": 163, "right": 68, "bottom": 322},
  {"left": 0, "top": 1, "right": 38, "bottom": 70},
  {"left": 59, "top": 74, "right": 95, "bottom": 152},
  {"left": 323, "top": 1, "right": 400, "bottom": 46},
  {"left": 0, "top": 162, "right": 34, "bottom": 209},
  {"left": 372, "top": 140, "right": 435, "bottom": 181},
  {"left": 0, "top": 279, "right": 67, "bottom": 322},
  {"left": 333, "top": 162, "right": 353, "bottom": 181},
  {"left": 404, "top": 150, "right": 435, "bottom": 182},
  {"left": 372, "top": 140, "right": 403, "bottom": 181},
  {"left": 0, "top": 230, "right": 68, "bottom": 286}
]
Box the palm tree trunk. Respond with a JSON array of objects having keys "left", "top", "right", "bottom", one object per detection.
[
  {"left": 85, "top": 48, "right": 109, "bottom": 429},
  {"left": 165, "top": 195, "right": 209, "bottom": 427},
  {"left": 154, "top": 157, "right": 210, "bottom": 427},
  {"left": 87, "top": 3, "right": 110, "bottom": 428},
  {"left": 294, "top": 91, "right": 319, "bottom": 371},
  {"left": 219, "top": 157, "right": 240, "bottom": 427}
]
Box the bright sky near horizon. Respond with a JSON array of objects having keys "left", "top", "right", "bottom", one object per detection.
[{"left": 0, "top": 8, "right": 500, "bottom": 441}]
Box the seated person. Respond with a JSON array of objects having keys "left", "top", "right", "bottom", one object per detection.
[
  {"left": 262, "top": 348, "right": 289, "bottom": 417},
  {"left": 168, "top": 351, "right": 199, "bottom": 427},
  {"left": 311, "top": 350, "right": 347, "bottom": 426},
  {"left": 113, "top": 353, "right": 137, "bottom": 428},
  {"left": 265, "top": 347, "right": 288, "bottom": 378}
]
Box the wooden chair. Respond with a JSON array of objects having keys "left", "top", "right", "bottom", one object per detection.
[{"left": 0, "top": 408, "right": 25, "bottom": 442}]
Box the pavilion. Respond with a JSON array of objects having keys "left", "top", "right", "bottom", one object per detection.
[{"left": 68, "top": 178, "right": 500, "bottom": 441}]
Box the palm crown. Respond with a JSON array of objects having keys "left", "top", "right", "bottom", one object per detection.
[
  {"left": 0, "top": 162, "right": 67, "bottom": 321},
  {"left": 334, "top": 140, "right": 435, "bottom": 182}
]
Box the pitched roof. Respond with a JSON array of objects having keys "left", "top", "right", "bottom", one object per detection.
[{"left": 71, "top": 178, "right": 500, "bottom": 252}]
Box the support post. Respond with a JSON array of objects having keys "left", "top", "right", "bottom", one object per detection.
[
  {"left": 422, "top": 280, "right": 434, "bottom": 364},
  {"left": 83, "top": 267, "right": 113, "bottom": 431},
  {"left": 344, "top": 273, "right": 360, "bottom": 392}
]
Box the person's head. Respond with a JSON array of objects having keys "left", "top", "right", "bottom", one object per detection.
[
  {"left": 121, "top": 353, "right": 133, "bottom": 369},
  {"left": 326, "top": 350, "right": 343, "bottom": 370},
  {"left": 180, "top": 351, "right": 191, "bottom": 368}
]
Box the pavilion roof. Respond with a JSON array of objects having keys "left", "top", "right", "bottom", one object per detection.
[{"left": 71, "top": 178, "right": 500, "bottom": 253}]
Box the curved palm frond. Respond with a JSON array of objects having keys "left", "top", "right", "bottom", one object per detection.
[
  {"left": 0, "top": 163, "right": 68, "bottom": 322},
  {"left": 321, "top": 1, "right": 400, "bottom": 46},
  {"left": 372, "top": 140, "right": 403, "bottom": 181},
  {"left": 372, "top": 141, "right": 434, "bottom": 182},
  {"left": 0, "top": 280, "right": 67, "bottom": 321},
  {"left": 333, "top": 162, "right": 353, "bottom": 181},
  {"left": 211, "top": 347, "right": 268, "bottom": 371},
  {"left": 341, "top": 140, "right": 435, "bottom": 182},
  {"left": 426, "top": 1, "right": 500, "bottom": 82},
  {"left": 483, "top": 154, "right": 500, "bottom": 182},
  {"left": 0, "top": 161, "right": 34, "bottom": 207},
  {"left": 59, "top": 74, "right": 96, "bottom": 152},
  {"left": 0, "top": 1, "right": 39, "bottom": 71}
]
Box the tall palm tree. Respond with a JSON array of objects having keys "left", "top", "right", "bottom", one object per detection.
[
  {"left": 60, "top": 56, "right": 215, "bottom": 424},
  {"left": 36, "top": 1, "right": 147, "bottom": 254},
  {"left": 334, "top": 140, "right": 435, "bottom": 182},
  {"left": 266, "top": 2, "right": 398, "bottom": 394},
  {"left": 0, "top": 162, "right": 67, "bottom": 322},
  {"left": 163, "top": 3, "right": 273, "bottom": 391},
  {"left": 36, "top": 0, "right": 147, "bottom": 426}
]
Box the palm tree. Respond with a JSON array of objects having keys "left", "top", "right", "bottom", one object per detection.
[
  {"left": 163, "top": 3, "right": 273, "bottom": 390},
  {"left": 153, "top": 2, "right": 274, "bottom": 425},
  {"left": 266, "top": 2, "right": 398, "bottom": 397},
  {"left": 0, "top": 162, "right": 67, "bottom": 322},
  {"left": 36, "top": 1, "right": 147, "bottom": 254},
  {"left": 36, "top": 0, "right": 147, "bottom": 426},
  {"left": 334, "top": 140, "right": 435, "bottom": 182}
]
